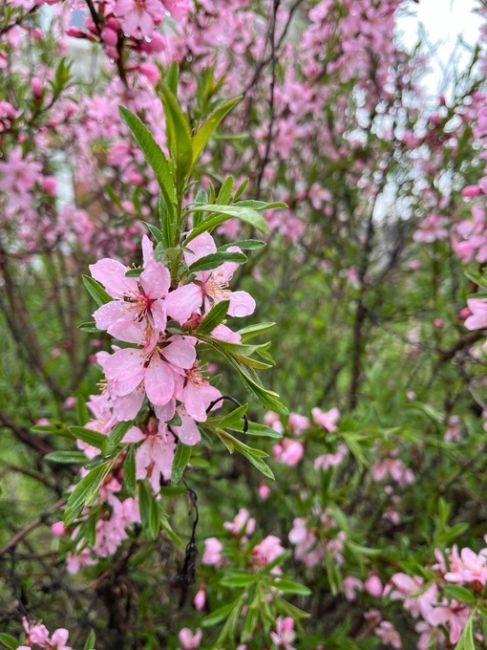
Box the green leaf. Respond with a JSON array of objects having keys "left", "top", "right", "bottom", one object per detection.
[
  {"left": 44, "top": 451, "right": 87, "bottom": 464},
  {"left": 124, "top": 445, "right": 136, "bottom": 496},
  {"left": 444, "top": 585, "right": 477, "bottom": 606},
  {"left": 271, "top": 578, "right": 311, "bottom": 596},
  {"left": 238, "top": 322, "right": 276, "bottom": 341},
  {"left": 188, "top": 251, "right": 247, "bottom": 272},
  {"left": 220, "top": 239, "right": 266, "bottom": 251},
  {"left": 193, "top": 97, "right": 241, "bottom": 165},
  {"left": 78, "top": 321, "right": 99, "bottom": 333},
  {"left": 165, "top": 61, "right": 179, "bottom": 94},
  {"left": 64, "top": 461, "right": 114, "bottom": 525},
  {"left": 171, "top": 443, "right": 192, "bottom": 484},
  {"left": 125, "top": 267, "right": 142, "bottom": 277},
  {"left": 83, "top": 630, "right": 96, "bottom": 650},
  {"left": 160, "top": 84, "right": 193, "bottom": 190},
  {"left": 454, "top": 614, "right": 475, "bottom": 650},
  {"left": 119, "top": 105, "right": 175, "bottom": 209},
  {"left": 138, "top": 481, "right": 161, "bottom": 540},
  {"left": 242, "top": 421, "right": 283, "bottom": 439},
  {"left": 197, "top": 300, "right": 230, "bottom": 335},
  {"left": 103, "top": 421, "right": 132, "bottom": 455},
  {"left": 220, "top": 571, "right": 256, "bottom": 587},
  {"left": 202, "top": 599, "right": 241, "bottom": 627},
  {"left": 82, "top": 275, "right": 111, "bottom": 307},
  {"left": 236, "top": 200, "right": 287, "bottom": 211},
  {"left": 68, "top": 426, "right": 106, "bottom": 450},
  {"left": 186, "top": 204, "right": 268, "bottom": 243},
  {"left": 0, "top": 634, "right": 19, "bottom": 650}
]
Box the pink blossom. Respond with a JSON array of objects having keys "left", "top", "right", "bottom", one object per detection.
[
  {"left": 183, "top": 233, "right": 255, "bottom": 319},
  {"left": 375, "top": 621, "right": 402, "bottom": 649},
  {"left": 252, "top": 535, "right": 285, "bottom": 566},
  {"left": 103, "top": 334, "right": 196, "bottom": 409},
  {"left": 270, "top": 616, "right": 296, "bottom": 650},
  {"left": 288, "top": 412, "right": 310, "bottom": 435},
  {"left": 312, "top": 406, "right": 340, "bottom": 432},
  {"left": 224, "top": 508, "right": 256, "bottom": 537},
  {"left": 314, "top": 443, "right": 347, "bottom": 471},
  {"left": 90, "top": 235, "right": 190, "bottom": 343},
  {"left": 413, "top": 214, "right": 449, "bottom": 243},
  {"left": 123, "top": 419, "right": 175, "bottom": 492},
  {"left": 464, "top": 298, "right": 487, "bottom": 330},
  {"left": 273, "top": 439, "right": 304, "bottom": 466},
  {"left": 343, "top": 576, "right": 363, "bottom": 601},
  {"left": 202, "top": 537, "right": 224, "bottom": 566},
  {"left": 178, "top": 627, "right": 202, "bottom": 649}
]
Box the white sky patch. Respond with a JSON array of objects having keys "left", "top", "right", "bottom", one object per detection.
[{"left": 397, "top": 0, "right": 483, "bottom": 96}]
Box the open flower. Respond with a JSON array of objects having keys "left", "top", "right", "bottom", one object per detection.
[
  {"left": 103, "top": 334, "right": 196, "bottom": 409},
  {"left": 90, "top": 235, "right": 192, "bottom": 344}
]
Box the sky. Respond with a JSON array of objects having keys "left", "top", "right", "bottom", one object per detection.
[{"left": 397, "top": 0, "right": 483, "bottom": 94}]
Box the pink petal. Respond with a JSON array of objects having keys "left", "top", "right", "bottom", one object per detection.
[
  {"left": 166, "top": 284, "right": 202, "bottom": 324},
  {"left": 104, "top": 348, "right": 145, "bottom": 396},
  {"left": 174, "top": 412, "right": 201, "bottom": 445},
  {"left": 183, "top": 381, "right": 221, "bottom": 422},
  {"left": 150, "top": 299, "right": 168, "bottom": 332},
  {"left": 93, "top": 300, "right": 129, "bottom": 331},
  {"left": 154, "top": 399, "right": 176, "bottom": 422},
  {"left": 140, "top": 260, "right": 170, "bottom": 299},
  {"left": 123, "top": 425, "right": 145, "bottom": 443},
  {"left": 184, "top": 232, "right": 217, "bottom": 265},
  {"left": 144, "top": 355, "right": 175, "bottom": 405},
  {"left": 141, "top": 234, "right": 155, "bottom": 265},
  {"left": 163, "top": 336, "right": 196, "bottom": 369},
  {"left": 228, "top": 290, "right": 256, "bottom": 317},
  {"left": 90, "top": 258, "right": 137, "bottom": 298}
]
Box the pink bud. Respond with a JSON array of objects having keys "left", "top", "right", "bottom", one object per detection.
[
  {"left": 31, "top": 77, "right": 43, "bottom": 100},
  {"left": 365, "top": 573, "right": 383, "bottom": 598},
  {"left": 462, "top": 185, "right": 482, "bottom": 198},
  {"left": 41, "top": 176, "right": 57, "bottom": 195},
  {"left": 139, "top": 62, "right": 161, "bottom": 85},
  {"left": 51, "top": 521, "right": 65, "bottom": 537},
  {"left": 258, "top": 484, "right": 270, "bottom": 500},
  {"left": 459, "top": 307, "right": 470, "bottom": 320},
  {"left": 433, "top": 318, "right": 443, "bottom": 329},
  {"left": 64, "top": 396, "right": 76, "bottom": 409},
  {"left": 101, "top": 27, "right": 118, "bottom": 47},
  {"left": 193, "top": 588, "right": 206, "bottom": 611}
]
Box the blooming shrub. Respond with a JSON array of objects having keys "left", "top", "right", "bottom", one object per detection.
[{"left": 1, "top": 0, "right": 487, "bottom": 649}]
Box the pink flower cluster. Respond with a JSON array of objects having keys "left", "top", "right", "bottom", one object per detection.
[
  {"left": 17, "top": 618, "right": 72, "bottom": 650},
  {"left": 289, "top": 511, "right": 346, "bottom": 569},
  {"left": 202, "top": 508, "right": 285, "bottom": 572},
  {"left": 386, "top": 540, "right": 487, "bottom": 648}
]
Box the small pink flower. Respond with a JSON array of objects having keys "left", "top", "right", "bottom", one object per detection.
[
  {"left": 312, "top": 406, "right": 340, "bottom": 432},
  {"left": 178, "top": 627, "right": 202, "bottom": 649},
  {"left": 464, "top": 298, "right": 487, "bottom": 330},
  {"left": 202, "top": 537, "right": 224, "bottom": 566}
]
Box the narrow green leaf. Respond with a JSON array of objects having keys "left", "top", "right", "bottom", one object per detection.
[
  {"left": 82, "top": 275, "right": 111, "bottom": 306},
  {"left": 0, "top": 634, "right": 18, "bottom": 650},
  {"left": 138, "top": 481, "right": 160, "bottom": 540},
  {"left": 220, "top": 571, "right": 256, "bottom": 587},
  {"left": 202, "top": 599, "right": 241, "bottom": 628},
  {"left": 119, "top": 105, "right": 175, "bottom": 208},
  {"left": 103, "top": 421, "right": 132, "bottom": 455},
  {"left": 45, "top": 451, "right": 87, "bottom": 464},
  {"left": 172, "top": 443, "right": 192, "bottom": 484},
  {"left": 64, "top": 461, "right": 114, "bottom": 525},
  {"left": 186, "top": 204, "right": 268, "bottom": 243},
  {"left": 68, "top": 426, "right": 106, "bottom": 450},
  {"left": 220, "top": 239, "right": 266, "bottom": 251},
  {"left": 83, "top": 630, "right": 96, "bottom": 650},
  {"left": 189, "top": 251, "right": 247, "bottom": 273},
  {"left": 160, "top": 84, "right": 193, "bottom": 189},
  {"left": 124, "top": 445, "right": 136, "bottom": 497},
  {"left": 197, "top": 300, "right": 230, "bottom": 335},
  {"left": 271, "top": 578, "right": 312, "bottom": 596},
  {"left": 192, "top": 97, "right": 241, "bottom": 165}
]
